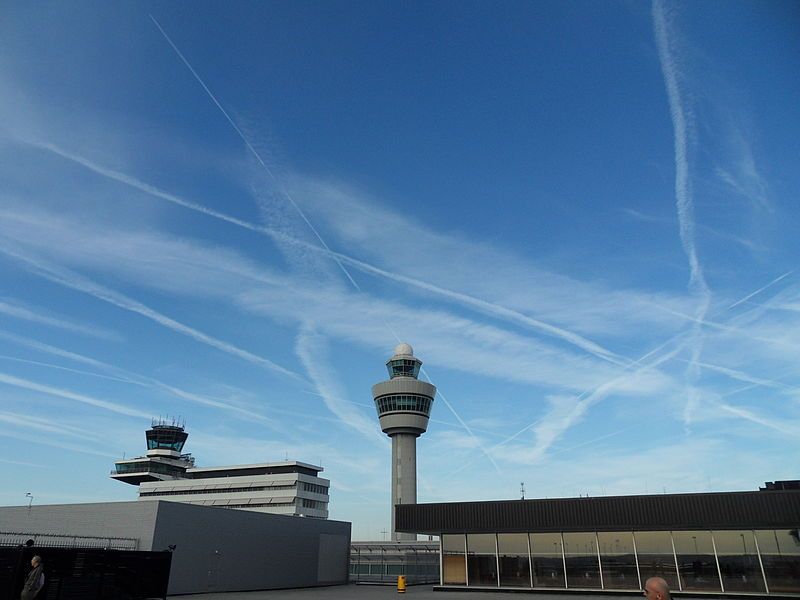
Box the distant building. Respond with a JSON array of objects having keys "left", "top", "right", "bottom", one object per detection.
[{"left": 111, "top": 419, "right": 329, "bottom": 518}]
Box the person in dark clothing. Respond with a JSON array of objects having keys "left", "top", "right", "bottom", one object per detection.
[{"left": 21, "top": 555, "right": 44, "bottom": 600}]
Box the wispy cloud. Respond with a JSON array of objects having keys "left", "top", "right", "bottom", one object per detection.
[
  {"left": 0, "top": 298, "right": 120, "bottom": 340},
  {"left": 0, "top": 330, "right": 306, "bottom": 431},
  {"left": 0, "top": 245, "right": 305, "bottom": 383},
  {"left": 295, "top": 324, "right": 387, "bottom": 446},
  {"left": 714, "top": 127, "right": 771, "bottom": 212}
]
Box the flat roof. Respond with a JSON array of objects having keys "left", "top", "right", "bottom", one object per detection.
[
  {"left": 396, "top": 489, "right": 800, "bottom": 535},
  {"left": 187, "top": 461, "right": 322, "bottom": 473}
]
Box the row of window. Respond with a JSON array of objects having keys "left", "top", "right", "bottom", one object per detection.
[
  {"left": 302, "top": 482, "right": 329, "bottom": 495},
  {"left": 301, "top": 499, "right": 326, "bottom": 510},
  {"left": 375, "top": 394, "right": 432, "bottom": 415},
  {"left": 115, "top": 462, "right": 184, "bottom": 476},
  {"left": 388, "top": 359, "right": 420, "bottom": 378},
  {"left": 228, "top": 502, "right": 295, "bottom": 508},
  {"left": 139, "top": 484, "right": 302, "bottom": 497},
  {"left": 441, "top": 529, "right": 800, "bottom": 594}
]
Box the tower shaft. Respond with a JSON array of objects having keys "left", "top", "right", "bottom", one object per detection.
[{"left": 391, "top": 433, "right": 418, "bottom": 541}]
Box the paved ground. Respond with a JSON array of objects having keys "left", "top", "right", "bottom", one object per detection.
[{"left": 170, "top": 583, "right": 643, "bottom": 600}]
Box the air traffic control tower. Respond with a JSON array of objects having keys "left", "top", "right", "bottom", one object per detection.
[{"left": 372, "top": 343, "right": 436, "bottom": 541}]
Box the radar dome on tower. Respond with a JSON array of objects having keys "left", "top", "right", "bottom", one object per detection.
[{"left": 393, "top": 343, "right": 414, "bottom": 357}]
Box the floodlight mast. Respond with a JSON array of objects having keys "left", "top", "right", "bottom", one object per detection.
[{"left": 372, "top": 343, "right": 436, "bottom": 541}]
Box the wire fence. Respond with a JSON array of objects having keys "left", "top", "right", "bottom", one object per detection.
[{"left": 0, "top": 532, "right": 138, "bottom": 551}]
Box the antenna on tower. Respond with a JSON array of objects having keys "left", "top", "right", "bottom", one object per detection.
[{"left": 520, "top": 482, "right": 525, "bottom": 500}]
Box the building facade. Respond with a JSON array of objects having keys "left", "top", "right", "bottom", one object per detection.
[
  {"left": 112, "top": 420, "right": 329, "bottom": 518},
  {"left": 0, "top": 500, "right": 349, "bottom": 595},
  {"left": 396, "top": 488, "right": 800, "bottom": 595},
  {"left": 372, "top": 343, "right": 435, "bottom": 541}
]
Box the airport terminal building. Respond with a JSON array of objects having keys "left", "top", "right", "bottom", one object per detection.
[{"left": 396, "top": 485, "right": 800, "bottom": 596}]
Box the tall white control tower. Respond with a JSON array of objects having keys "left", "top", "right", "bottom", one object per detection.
[{"left": 372, "top": 343, "right": 436, "bottom": 541}]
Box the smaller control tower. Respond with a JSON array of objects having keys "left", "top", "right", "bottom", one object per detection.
[
  {"left": 372, "top": 343, "right": 436, "bottom": 541},
  {"left": 111, "top": 418, "right": 195, "bottom": 485}
]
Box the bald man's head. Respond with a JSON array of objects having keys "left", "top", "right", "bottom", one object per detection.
[{"left": 644, "top": 577, "right": 671, "bottom": 600}]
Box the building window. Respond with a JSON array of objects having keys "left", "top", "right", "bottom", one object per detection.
[
  {"left": 672, "top": 530, "right": 721, "bottom": 591},
  {"left": 634, "top": 531, "right": 680, "bottom": 591},
  {"left": 563, "top": 532, "right": 601, "bottom": 589},
  {"left": 713, "top": 530, "right": 766, "bottom": 593},
  {"left": 497, "top": 533, "right": 531, "bottom": 587},
  {"left": 467, "top": 533, "right": 497, "bottom": 586},
  {"left": 374, "top": 394, "right": 431, "bottom": 416},
  {"left": 441, "top": 534, "right": 466, "bottom": 585},
  {"left": 530, "top": 532, "right": 565, "bottom": 588},
  {"left": 756, "top": 529, "right": 800, "bottom": 593},
  {"left": 598, "top": 531, "right": 639, "bottom": 590}
]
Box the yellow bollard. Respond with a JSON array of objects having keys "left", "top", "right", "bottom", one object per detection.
[{"left": 397, "top": 575, "right": 406, "bottom": 593}]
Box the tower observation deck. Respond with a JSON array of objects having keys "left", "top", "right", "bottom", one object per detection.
[{"left": 372, "top": 343, "right": 436, "bottom": 541}]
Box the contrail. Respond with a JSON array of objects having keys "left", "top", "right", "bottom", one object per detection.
[
  {"left": 0, "top": 354, "right": 134, "bottom": 384},
  {"left": 148, "top": 14, "right": 360, "bottom": 292},
  {"left": 727, "top": 270, "right": 793, "bottom": 310},
  {"left": 147, "top": 15, "right": 506, "bottom": 469},
  {"left": 27, "top": 140, "right": 268, "bottom": 233},
  {"left": 0, "top": 246, "right": 306, "bottom": 383},
  {"left": 688, "top": 359, "right": 796, "bottom": 392},
  {"left": 0, "top": 330, "right": 325, "bottom": 431},
  {"left": 653, "top": 0, "right": 708, "bottom": 303},
  {"left": 334, "top": 252, "right": 627, "bottom": 367},
  {"left": 0, "top": 298, "right": 119, "bottom": 340},
  {"left": 30, "top": 139, "right": 630, "bottom": 367},
  {"left": 716, "top": 401, "right": 798, "bottom": 436},
  {"left": 0, "top": 372, "right": 150, "bottom": 418},
  {"left": 653, "top": 0, "right": 710, "bottom": 427}
]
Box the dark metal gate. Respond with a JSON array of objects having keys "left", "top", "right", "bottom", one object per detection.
[{"left": 0, "top": 546, "right": 171, "bottom": 600}]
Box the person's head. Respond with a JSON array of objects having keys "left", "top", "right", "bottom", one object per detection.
[
  {"left": 31, "top": 556, "right": 41, "bottom": 567},
  {"left": 643, "top": 577, "right": 671, "bottom": 600}
]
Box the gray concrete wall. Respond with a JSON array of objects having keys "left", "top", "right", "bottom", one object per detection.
[
  {"left": 151, "top": 501, "right": 350, "bottom": 595},
  {"left": 0, "top": 501, "right": 159, "bottom": 549},
  {"left": 0, "top": 500, "right": 351, "bottom": 595}
]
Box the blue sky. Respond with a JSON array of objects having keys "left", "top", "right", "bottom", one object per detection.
[{"left": 0, "top": 0, "right": 798, "bottom": 540}]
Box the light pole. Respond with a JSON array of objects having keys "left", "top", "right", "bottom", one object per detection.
[{"left": 25, "top": 492, "right": 33, "bottom": 509}]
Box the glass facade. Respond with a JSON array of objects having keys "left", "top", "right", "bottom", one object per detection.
[
  {"left": 672, "top": 530, "right": 721, "bottom": 591},
  {"left": 634, "top": 530, "right": 680, "bottom": 590},
  {"left": 530, "top": 533, "right": 565, "bottom": 588},
  {"left": 563, "top": 532, "right": 601, "bottom": 588},
  {"left": 714, "top": 530, "right": 766, "bottom": 593},
  {"left": 374, "top": 394, "right": 432, "bottom": 416},
  {"left": 439, "top": 528, "right": 799, "bottom": 595},
  {"left": 467, "top": 533, "right": 498, "bottom": 586},
  {"left": 598, "top": 531, "right": 639, "bottom": 590},
  {"left": 756, "top": 529, "right": 800, "bottom": 593},
  {"left": 441, "top": 534, "right": 466, "bottom": 585},
  {"left": 497, "top": 533, "right": 531, "bottom": 587},
  {"left": 387, "top": 358, "right": 420, "bottom": 378}
]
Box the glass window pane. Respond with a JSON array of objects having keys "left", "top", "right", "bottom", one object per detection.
[
  {"left": 530, "top": 533, "right": 565, "bottom": 588},
  {"left": 563, "top": 532, "right": 601, "bottom": 589},
  {"left": 672, "top": 530, "right": 721, "bottom": 591},
  {"left": 756, "top": 529, "right": 800, "bottom": 593},
  {"left": 498, "top": 533, "right": 530, "bottom": 587},
  {"left": 634, "top": 531, "right": 679, "bottom": 591},
  {"left": 712, "top": 530, "right": 766, "bottom": 593},
  {"left": 598, "top": 532, "right": 639, "bottom": 590},
  {"left": 467, "top": 534, "right": 497, "bottom": 586},
  {"left": 442, "top": 534, "right": 466, "bottom": 585}
]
